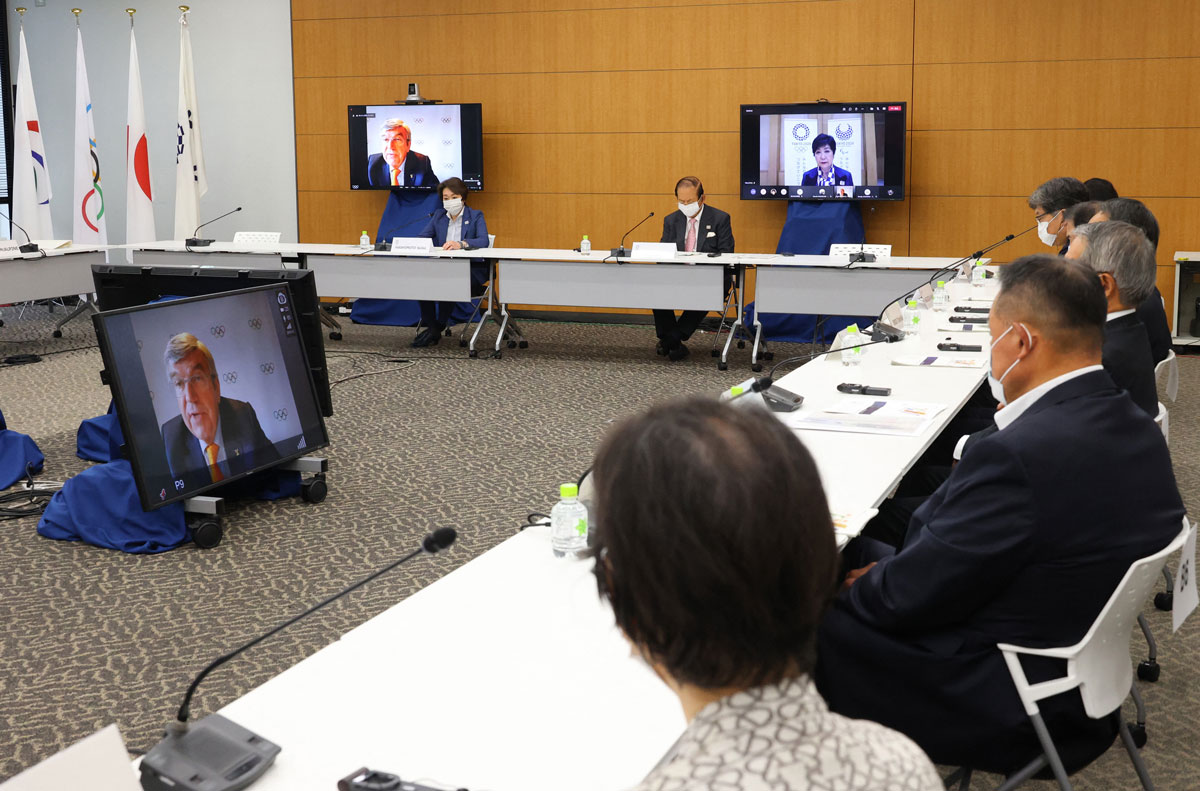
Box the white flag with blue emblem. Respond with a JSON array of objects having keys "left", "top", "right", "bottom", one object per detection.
[
  {"left": 12, "top": 25, "right": 54, "bottom": 241},
  {"left": 73, "top": 27, "right": 107, "bottom": 245},
  {"left": 173, "top": 9, "right": 207, "bottom": 240}
]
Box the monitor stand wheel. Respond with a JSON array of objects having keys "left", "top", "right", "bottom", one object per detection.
[
  {"left": 188, "top": 516, "right": 223, "bottom": 549},
  {"left": 301, "top": 473, "right": 327, "bottom": 504}
]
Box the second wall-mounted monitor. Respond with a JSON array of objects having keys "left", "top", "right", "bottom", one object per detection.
[
  {"left": 348, "top": 103, "right": 483, "bottom": 192},
  {"left": 739, "top": 102, "right": 906, "bottom": 201}
]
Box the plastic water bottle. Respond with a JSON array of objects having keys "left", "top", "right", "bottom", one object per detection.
[
  {"left": 359, "top": 230, "right": 371, "bottom": 246},
  {"left": 972, "top": 261, "right": 988, "bottom": 292},
  {"left": 900, "top": 299, "right": 920, "bottom": 337},
  {"left": 841, "top": 324, "right": 865, "bottom": 367},
  {"left": 580, "top": 235, "right": 591, "bottom": 255},
  {"left": 932, "top": 280, "right": 950, "bottom": 312},
  {"left": 551, "top": 483, "right": 589, "bottom": 558}
]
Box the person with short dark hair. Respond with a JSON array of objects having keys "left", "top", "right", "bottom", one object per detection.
[
  {"left": 1084, "top": 177, "right": 1119, "bottom": 202},
  {"left": 411, "top": 178, "right": 490, "bottom": 347},
  {"left": 1028, "top": 177, "right": 1089, "bottom": 250},
  {"left": 1070, "top": 221, "right": 1159, "bottom": 416},
  {"left": 366, "top": 119, "right": 438, "bottom": 188},
  {"left": 800, "top": 133, "right": 854, "bottom": 187},
  {"left": 819, "top": 255, "right": 1184, "bottom": 775},
  {"left": 1090, "top": 197, "right": 1172, "bottom": 364},
  {"left": 652, "top": 177, "right": 734, "bottom": 361},
  {"left": 591, "top": 397, "right": 941, "bottom": 790},
  {"left": 1067, "top": 200, "right": 1105, "bottom": 230}
]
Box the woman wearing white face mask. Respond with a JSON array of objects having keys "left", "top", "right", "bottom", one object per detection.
[{"left": 412, "top": 178, "right": 491, "bottom": 347}]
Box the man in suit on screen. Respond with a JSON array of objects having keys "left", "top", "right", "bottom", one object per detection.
[
  {"left": 367, "top": 118, "right": 439, "bottom": 188},
  {"left": 160, "top": 332, "right": 280, "bottom": 489},
  {"left": 800, "top": 133, "right": 853, "bottom": 187}
]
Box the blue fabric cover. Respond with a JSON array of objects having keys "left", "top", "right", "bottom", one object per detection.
[
  {"left": 0, "top": 408, "right": 45, "bottom": 489},
  {"left": 351, "top": 190, "right": 480, "bottom": 326},
  {"left": 76, "top": 402, "right": 119, "bottom": 462},
  {"left": 39, "top": 417, "right": 189, "bottom": 553},
  {"left": 753, "top": 201, "right": 874, "bottom": 343}
]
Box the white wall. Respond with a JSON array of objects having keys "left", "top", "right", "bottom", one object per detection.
[{"left": 7, "top": 0, "right": 297, "bottom": 244}]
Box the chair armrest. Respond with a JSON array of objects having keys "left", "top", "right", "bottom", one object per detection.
[{"left": 997, "top": 641, "right": 1080, "bottom": 660}]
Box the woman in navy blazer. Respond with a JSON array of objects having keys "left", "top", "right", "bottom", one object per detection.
[{"left": 412, "top": 178, "right": 490, "bottom": 347}]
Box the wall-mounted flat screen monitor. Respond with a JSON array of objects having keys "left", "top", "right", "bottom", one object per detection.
[
  {"left": 739, "top": 102, "right": 906, "bottom": 201},
  {"left": 91, "top": 264, "right": 333, "bottom": 418},
  {"left": 93, "top": 284, "right": 330, "bottom": 511},
  {"left": 347, "top": 103, "right": 483, "bottom": 191}
]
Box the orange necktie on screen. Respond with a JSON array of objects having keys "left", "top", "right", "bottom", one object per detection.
[
  {"left": 391, "top": 167, "right": 401, "bottom": 186},
  {"left": 204, "top": 443, "right": 224, "bottom": 483}
]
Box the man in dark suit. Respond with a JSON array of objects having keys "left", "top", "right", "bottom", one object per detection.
[
  {"left": 1069, "top": 220, "right": 1159, "bottom": 417},
  {"left": 819, "top": 255, "right": 1184, "bottom": 775},
  {"left": 800, "top": 133, "right": 854, "bottom": 187},
  {"left": 651, "top": 176, "right": 734, "bottom": 361},
  {"left": 160, "top": 333, "right": 280, "bottom": 490},
  {"left": 366, "top": 119, "right": 438, "bottom": 188}
]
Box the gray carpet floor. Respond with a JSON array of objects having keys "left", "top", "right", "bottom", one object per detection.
[{"left": 1, "top": 303, "right": 1198, "bottom": 789}]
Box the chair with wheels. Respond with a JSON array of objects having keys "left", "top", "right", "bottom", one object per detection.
[{"left": 950, "top": 517, "right": 1191, "bottom": 790}]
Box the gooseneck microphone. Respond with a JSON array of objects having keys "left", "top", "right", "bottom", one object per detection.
[
  {"left": 187, "top": 206, "right": 243, "bottom": 247},
  {"left": 609, "top": 211, "right": 655, "bottom": 260},
  {"left": 0, "top": 211, "right": 41, "bottom": 254},
  {"left": 139, "top": 527, "right": 458, "bottom": 791},
  {"left": 374, "top": 212, "right": 435, "bottom": 251},
  {"left": 870, "top": 225, "right": 1036, "bottom": 342}
]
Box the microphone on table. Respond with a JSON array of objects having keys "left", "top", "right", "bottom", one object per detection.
[
  {"left": 869, "top": 225, "right": 1036, "bottom": 343},
  {"left": 721, "top": 338, "right": 898, "bottom": 411},
  {"left": 0, "top": 211, "right": 41, "bottom": 254},
  {"left": 848, "top": 236, "right": 873, "bottom": 265},
  {"left": 186, "top": 206, "right": 243, "bottom": 247},
  {"left": 374, "top": 212, "right": 434, "bottom": 251},
  {"left": 609, "top": 211, "right": 655, "bottom": 261},
  {"left": 138, "top": 527, "right": 459, "bottom": 791}
]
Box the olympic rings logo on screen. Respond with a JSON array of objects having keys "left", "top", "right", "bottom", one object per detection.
[
  {"left": 248, "top": 318, "right": 262, "bottom": 330},
  {"left": 222, "top": 371, "right": 238, "bottom": 384},
  {"left": 260, "top": 362, "right": 275, "bottom": 375},
  {"left": 273, "top": 408, "right": 289, "bottom": 421},
  {"left": 210, "top": 325, "right": 226, "bottom": 338}
]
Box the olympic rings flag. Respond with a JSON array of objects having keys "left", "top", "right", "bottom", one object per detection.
[
  {"left": 12, "top": 24, "right": 54, "bottom": 241},
  {"left": 126, "top": 23, "right": 156, "bottom": 250},
  {"left": 174, "top": 8, "right": 207, "bottom": 241},
  {"left": 73, "top": 26, "right": 107, "bottom": 245}
]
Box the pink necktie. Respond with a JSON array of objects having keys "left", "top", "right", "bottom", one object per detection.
[{"left": 685, "top": 218, "right": 698, "bottom": 252}]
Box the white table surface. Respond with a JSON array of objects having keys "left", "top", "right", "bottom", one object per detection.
[
  {"left": 0, "top": 247, "right": 108, "bottom": 304},
  {"left": 217, "top": 524, "right": 684, "bottom": 791}
]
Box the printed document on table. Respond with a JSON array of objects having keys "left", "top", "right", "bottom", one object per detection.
[
  {"left": 892, "top": 355, "right": 986, "bottom": 368},
  {"left": 830, "top": 508, "right": 879, "bottom": 549},
  {"left": 785, "top": 397, "right": 948, "bottom": 437}
]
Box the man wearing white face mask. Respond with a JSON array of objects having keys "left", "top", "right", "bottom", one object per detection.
[
  {"left": 412, "top": 178, "right": 490, "bottom": 347},
  {"left": 1027, "top": 176, "right": 1089, "bottom": 253},
  {"left": 818, "top": 254, "right": 1185, "bottom": 775},
  {"left": 651, "top": 176, "right": 735, "bottom": 361}
]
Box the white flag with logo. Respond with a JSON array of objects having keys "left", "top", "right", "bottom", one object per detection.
[
  {"left": 73, "top": 28, "right": 107, "bottom": 245},
  {"left": 173, "top": 10, "right": 207, "bottom": 240},
  {"left": 12, "top": 26, "right": 54, "bottom": 241},
  {"left": 126, "top": 26, "right": 156, "bottom": 247}
]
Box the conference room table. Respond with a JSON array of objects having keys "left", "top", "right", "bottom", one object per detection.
[
  {"left": 0, "top": 246, "right": 108, "bottom": 336},
  {"left": 168, "top": 278, "right": 995, "bottom": 791},
  {"left": 125, "top": 243, "right": 968, "bottom": 367}
]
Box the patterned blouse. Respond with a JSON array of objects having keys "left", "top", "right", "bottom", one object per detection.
[{"left": 632, "top": 677, "right": 942, "bottom": 791}]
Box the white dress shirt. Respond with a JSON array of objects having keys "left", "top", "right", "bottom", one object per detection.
[
  {"left": 446, "top": 210, "right": 464, "bottom": 243},
  {"left": 993, "top": 364, "right": 1106, "bottom": 430}
]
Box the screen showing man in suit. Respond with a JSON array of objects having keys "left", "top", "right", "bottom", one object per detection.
[
  {"left": 161, "top": 333, "right": 280, "bottom": 487},
  {"left": 367, "top": 119, "right": 439, "bottom": 188}
]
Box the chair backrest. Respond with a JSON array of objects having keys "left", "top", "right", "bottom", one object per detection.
[
  {"left": 1073, "top": 518, "right": 1191, "bottom": 718},
  {"left": 1154, "top": 349, "right": 1178, "bottom": 402},
  {"left": 232, "top": 231, "right": 282, "bottom": 245},
  {"left": 829, "top": 243, "right": 892, "bottom": 260},
  {"left": 488, "top": 234, "right": 496, "bottom": 248},
  {"left": 1154, "top": 401, "right": 1169, "bottom": 443}
]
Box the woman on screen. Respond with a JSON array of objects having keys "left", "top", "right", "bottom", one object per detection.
[
  {"left": 411, "top": 178, "right": 490, "bottom": 348},
  {"left": 800, "top": 133, "right": 854, "bottom": 187},
  {"left": 589, "top": 397, "right": 941, "bottom": 790}
]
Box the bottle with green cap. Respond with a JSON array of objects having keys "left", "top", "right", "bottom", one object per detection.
[
  {"left": 551, "top": 482, "right": 589, "bottom": 557},
  {"left": 932, "top": 279, "right": 950, "bottom": 312},
  {"left": 841, "top": 323, "right": 865, "bottom": 367},
  {"left": 580, "top": 235, "right": 591, "bottom": 255},
  {"left": 359, "top": 230, "right": 371, "bottom": 246},
  {"left": 900, "top": 297, "right": 920, "bottom": 336}
]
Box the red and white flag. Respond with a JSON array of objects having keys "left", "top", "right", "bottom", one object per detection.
[
  {"left": 73, "top": 27, "right": 107, "bottom": 245},
  {"left": 12, "top": 25, "right": 54, "bottom": 241},
  {"left": 125, "top": 26, "right": 155, "bottom": 247}
]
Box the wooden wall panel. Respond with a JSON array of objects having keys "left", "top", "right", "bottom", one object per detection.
[{"left": 292, "top": 0, "right": 846, "bottom": 21}]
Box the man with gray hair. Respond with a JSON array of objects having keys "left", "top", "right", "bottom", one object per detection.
[
  {"left": 1028, "top": 176, "right": 1089, "bottom": 252},
  {"left": 1067, "top": 220, "right": 1159, "bottom": 416},
  {"left": 160, "top": 332, "right": 279, "bottom": 488},
  {"left": 367, "top": 118, "right": 438, "bottom": 188}
]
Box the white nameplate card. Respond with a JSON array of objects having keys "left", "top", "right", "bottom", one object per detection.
[
  {"left": 389, "top": 237, "right": 434, "bottom": 254},
  {"left": 631, "top": 242, "right": 679, "bottom": 259},
  {"left": 892, "top": 355, "right": 985, "bottom": 368},
  {"left": 0, "top": 724, "right": 138, "bottom": 791}
]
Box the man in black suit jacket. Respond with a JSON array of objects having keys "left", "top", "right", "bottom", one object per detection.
[
  {"left": 652, "top": 177, "right": 734, "bottom": 361},
  {"left": 1070, "top": 220, "right": 1159, "bottom": 417},
  {"left": 819, "top": 256, "right": 1184, "bottom": 774},
  {"left": 366, "top": 119, "right": 438, "bottom": 188},
  {"left": 160, "top": 333, "right": 280, "bottom": 491}
]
